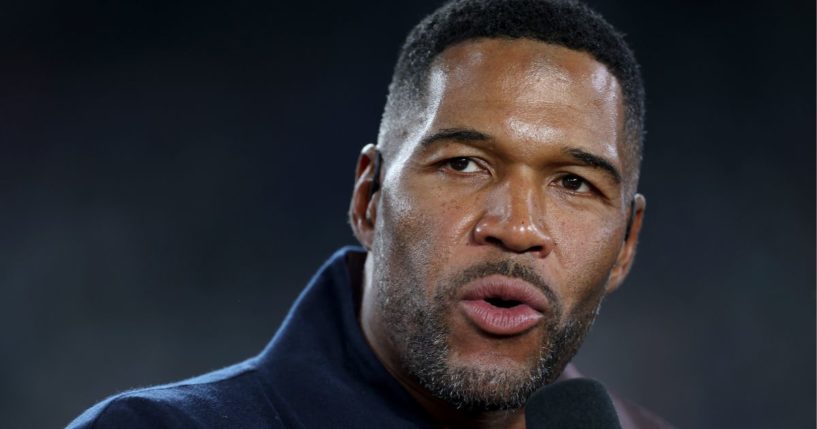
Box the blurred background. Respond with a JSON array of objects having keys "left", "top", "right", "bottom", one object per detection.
[{"left": 1, "top": 0, "right": 813, "bottom": 427}]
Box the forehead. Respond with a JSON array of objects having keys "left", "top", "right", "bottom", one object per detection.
[{"left": 408, "top": 38, "right": 625, "bottom": 169}]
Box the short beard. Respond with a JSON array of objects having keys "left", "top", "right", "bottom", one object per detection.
[{"left": 377, "top": 260, "right": 601, "bottom": 412}]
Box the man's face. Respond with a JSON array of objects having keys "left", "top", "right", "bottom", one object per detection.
[{"left": 355, "top": 38, "right": 644, "bottom": 411}]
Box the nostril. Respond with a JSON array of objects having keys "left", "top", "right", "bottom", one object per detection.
[
  {"left": 484, "top": 236, "right": 544, "bottom": 254},
  {"left": 486, "top": 237, "right": 503, "bottom": 246}
]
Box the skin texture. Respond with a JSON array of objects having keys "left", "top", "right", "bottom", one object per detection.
[{"left": 350, "top": 38, "right": 646, "bottom": 429}]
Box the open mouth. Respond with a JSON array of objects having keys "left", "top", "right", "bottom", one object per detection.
[
  {"left": 458, "top": 276, "right": 549, "bottom": 336},
  {"left": 484, "top": 297, "right": 523, "bottom": 308}
]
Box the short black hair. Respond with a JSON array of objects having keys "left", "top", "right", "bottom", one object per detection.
[{"left": 379, "top": 0, "right": 645, "bottom": 187}]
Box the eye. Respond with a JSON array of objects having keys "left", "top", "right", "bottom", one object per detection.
[
  {"left": 445, "top": 157, "right": 482, "bottom": 173},
  {"left": 559, "top": 174, "right": 592, "bottom": 193}
]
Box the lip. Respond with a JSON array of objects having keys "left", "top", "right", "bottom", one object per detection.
[{"left": 458, "top": 275, "right": 550, "bottom": 336}]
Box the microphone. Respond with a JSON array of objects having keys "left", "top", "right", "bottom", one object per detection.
[{"left": 525, "top": 378, "right": 622, "bottom": 429}]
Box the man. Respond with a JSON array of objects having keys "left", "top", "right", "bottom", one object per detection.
[{"left": 69, "top": 0, "right": 672, "bottom": 427}]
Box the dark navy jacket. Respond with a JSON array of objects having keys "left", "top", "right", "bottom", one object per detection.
[
  {"left": 68, "top": 247, "right": 435, "bottom": 428},
  {"left": 68, "top": 247, "right": 672, "bottom": 428}
]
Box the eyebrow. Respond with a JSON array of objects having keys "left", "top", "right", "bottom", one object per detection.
[
  {"left": 563, "top": 148, "right": 622, "bottom": 184},
  {"left": 419, "top": 127, "right": 492, "bottom": 148}
]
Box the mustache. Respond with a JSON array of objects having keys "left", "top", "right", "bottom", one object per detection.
[{"left": 448, "top": 260, "right": 560, "bottom": 312}]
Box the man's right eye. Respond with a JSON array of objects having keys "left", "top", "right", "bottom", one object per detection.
[{"left": 446, "top": 157, "right": 481, "bottom": 173}]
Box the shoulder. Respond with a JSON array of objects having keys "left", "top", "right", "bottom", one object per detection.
[
  {"left": 611, "top": 394, "right": 676, "bottom": 429},
  {"left": 558, "top": 364, "right": 675, "bottom": 429},
  {"left": 67, "top": 361, "right": 285, "bottom": 429}
]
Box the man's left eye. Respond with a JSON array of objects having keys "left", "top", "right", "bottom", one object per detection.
[
  {"left": 446, "top": 157, "right": 481, "bottom": 173},
  {"left": 560, "top": 174, "right": 591, "bottom": 193}
]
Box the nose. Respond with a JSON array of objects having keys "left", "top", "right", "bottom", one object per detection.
[{"left": 473, "top": 176, "right": 554, "bottom": 258}]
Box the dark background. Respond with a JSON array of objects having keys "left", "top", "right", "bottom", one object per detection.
[{"left": 1, "top": 0, "right": 813, "bottom": 427}]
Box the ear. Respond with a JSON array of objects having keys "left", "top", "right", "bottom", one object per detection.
[
  {"left": 605, "top": 193, "right": 646, "bottom": 294},
  {"left": 349, "top": 144, "right": 380, "bottom": 250}
]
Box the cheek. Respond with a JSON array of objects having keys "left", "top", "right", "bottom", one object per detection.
[
  {"left": 548, "top": 206, "right": 622, "bottom": 306},
  {"left": 377, "top": 177, "right": 478, "bottom": 294},
  {"left": 401, "top": 174, "right": 477, "bottom": 238}
]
